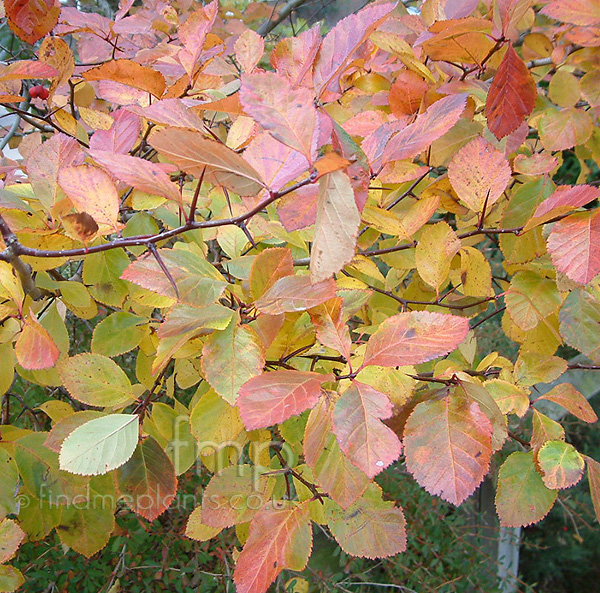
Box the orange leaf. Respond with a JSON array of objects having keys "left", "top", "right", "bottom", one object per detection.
[
  {"left": 0, "top": 60, "right": 58, "bottom": 81},
  {"left": 58, "top": 164, "right": 121, "bottom": 233},
  {"left": 149, "top": 128, "right": 266, "bottom": 196},
  {"left": 15, "top": 314, "right": 60, "bottom": 370},
  {"left": 536, "top": 383, "right": 598, "bottom": 423},
  {"left": 404, "top": 394, "right": 493, "bottom": 505},
  {"left": 233, "top": 504, "right": 312, "bottom": 593},
  {"left": 5, "top": 0, "right": 60, "bottom": 45},
  {"left": 254, "top": 276, "right": 337, "bottom": 315},
  {"left": 83, "top": 59, "right": 166, "bottom": 98}
]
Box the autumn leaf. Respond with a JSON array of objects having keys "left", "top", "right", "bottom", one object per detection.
[
  {"left": 149, "top": 128, "right": 266, "bottom": 196},
  {"left": 362, "top": 311, "right": 470, "bottom": 368},
  {"left": 233, "top": 504, "right": 312, "bottom": 593},
  {"left": 5, "top": 0, "right": 60, "bottom": 45},
  {"left": 404, "top": 394, "right": 493, "bottom": 505},
  {"left": 382, "top": 94, "right": 467, "bottom": 165},
  {"left": 535, "top": 383, "right": 598, "bottom": 423},
  {"left": 237, "top": 370, "right": 331, "bottom": 430},
  {"left": 333, "top": 381, "right": 402, "bottom": 479},
  {"left": 448, "top": 136, "right": 511, "bottom": 213},
  {"left": 310, "top": 170, "right": 360, "bottom": 283},
  {"left": 486, "top": 45, "right": 536, "bottom": 139},
  {"left": 15, "top": 314, "right": 60, "bottom": 370},
  {"left": 240, "top": 71, "right": 318, "bottom": 162},
  {"left": 547, "top": 209, "right": 600, "bottom": 284},
  {"left": 83, "top": 59, "right": 166, "bottom": 98},
  {"left": 254, "top": 276, "right": 337, "bottom": 315}
]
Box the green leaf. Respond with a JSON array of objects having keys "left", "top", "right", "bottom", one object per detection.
[
  {"left": 58, "top": 353, "right": 135, "bottom": 407},
  {"left": 495, "top": 451, "right": 557, "bottom": 527},
  {"left": 0, "top": 565, "right": 25, "bottom": 592},
  {"left": 538, "top": 440, "right": 585, "bottom": 489},
  {"left": 559, "top": 288, "right": 600, "bottom": 361},
  {"left": 91, "top": 312, "right": 146, "bottom": 357},
  {"left": 325, "top": 484, "right": 406, "bottom": 558},
  {"left": 59, "top": 414, "right": 139, "bottom": 475}
]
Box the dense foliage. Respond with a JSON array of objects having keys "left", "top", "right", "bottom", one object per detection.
[{"left": 0, "top": 0, "right": 599, "bottom": 591}]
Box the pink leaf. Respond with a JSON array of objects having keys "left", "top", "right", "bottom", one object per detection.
[
  {"left": 254, "top": 276, "right": 337, "bottom": 315},
  {"left": 333, "top": 381, "right": 402, "bottom": 479},
  {"left": 362, "top": 311, "right": 470, "bottom": 368},
  {"left": 88, "top": 108, "right": 141, "bottom": 154},
  {"left": 233, "top": 504, "right": 312, "bottom": 593},
  {"left": 542, "top": 0, "right": 600, "bottom": 26},
  {"left": 313, "top": 2, "right": 396, "bottom": 96},
  {"left": 240, "top": 71, "right": 319, "bottom": 163},
  {"left": 15, "top": 314, "right": 60, "bottom": 370},
  {"left": 547, "top": 209, "right": 600, "bottom": 284},
  {"left": 382, "top": 94, "right": 467, "bottom": 165},
  {"left": 89, "top": 149, "right": 182, "bottom": 204},
  {"left": 237, "top": 370, "right": 331, "bottom": 430}
]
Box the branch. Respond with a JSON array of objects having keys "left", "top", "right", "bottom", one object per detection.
[
  {"left": 0, "top": 96, "right": 29, "bottom": 152},
  {"left": 0, "top": 213, "right": 43, "bottom": 300},
  {"left": 258, "top": 0, "right": 309, "bottom": 37}
]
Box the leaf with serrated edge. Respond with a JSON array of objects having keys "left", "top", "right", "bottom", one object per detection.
[
  {"left": 495, "top": 451, "right": 557, "bottom": 527},
  {"left": 304, "top": 396, "right": 370, "bottom": 509},
  {"left": 233, "top": 504, "right": 312, "bottom": 593},
  {"left": 404, "top": 394, "right": 492, "bottom": 505},
  {"left": 249, "top": 247, "right": 294, "bottom": 301},
  {"left": 254, "top": 276, "right": 337, "bottom": 315},
  {"left": 201, "top": 317, "right": 264, "bottom": 404},
  {"left": 548, "top": 210, "right": 600, "bottom": 285},
  {"left": 325, "top": 484, "right": 406, "bottom": 558},
  {"left": 559, "top": 289, "right": 600, "bottom": 362},
  {"left": 362, "top": 311, "right": 469, "bottom": 368},
  {"left": 584, "top": 455, "right": 600, "bottom": 523},
  {"left": 0, "top": 519, "right": 25, "bottom": 563},
  {"left": 535, "top": 383, "right": 598, "bottom": 423},
  {"left": 308, "top": 297, "right": 352, "bottom": 360},
  {"left": 538, "top": 440, "right": 584, "bottom": 490},
  {"left": 486, "top": 45, "right": 536, "bottom": 139},
  {"left": 238, "top": 370, "right": 331, "bottom": 430},
  {"left": 333, "top": 381, "right": 401, "bottom": 479},
  {"left": 116, "top": 436, "right": 177, "bottom": 520},
  {"left": 59, "top": 414, "right": 139, "bottom": 476},
  {"left": 58, "top": 353, "right": 134, "bottom": 407},
  {"left": 448, "top": 136, "right": 511, "bottom": 212},
  {"left": 310, "top": 170, "right": 360, "bottom": 283}
]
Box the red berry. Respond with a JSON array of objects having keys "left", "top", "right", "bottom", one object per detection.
[{"left": 29, "top": 85, "right": 49, "bottom": 100}]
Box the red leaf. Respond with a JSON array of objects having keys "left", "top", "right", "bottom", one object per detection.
[
  {"left": 254, "top": 276, "right": 337, "bottom": 315},
  {"left": 89, "top": 150, "right": 182, "bottom": 204},
  {"left": 237, "top": 370, "right": 331, "bottom": 430},
  {"left": 547, "top": 209, "right": 600, "bottom": 284},
  {"left": 116, "top": 436, "right": 177, "bottom": 521},
  {"left": 525, "top": 184, "right": 600, "bottom": 231},
  {"left": 584, "top": 455, "right": 600, "bottom": 523},
  {"left": 240, "top": 72, "right": 319, "bottom": 163},
  {"left": 15, "top": 314, "right": 60, "bottom": 370},
  {"left": 88, "top": 109, "right": 141, "bottom": 154},
  {"left": 233, "top": 504, "right": 312, "bottom": 593},
  {"left": 404, "top": 395, "right": 493, "bottom": 505},
  {"left": 277, "top": 184, "right": 319, "bottom": 232},
  {"left": 486, "top": 45, "right": 537, "bottom": 139},
  {"left": 333, "top": 381, "right": 402, "bottom": 479},
  {"left": 542, "top": 0, "right": 600, "bottom": 26},
  {"left": 382, "top": 94, "right": 467, "bottom": 165},
  {"left": 362, "top": 311, "right": 470, "bottom": 369},
  {"left": 313, "top": 2, "right": 396, "bottom": 96},
  {"left": 5, "top": 0, "right": 60, "bottom": 45}
]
